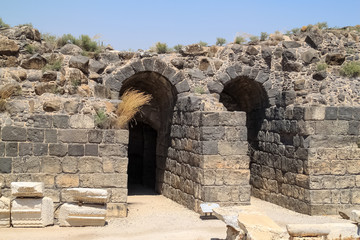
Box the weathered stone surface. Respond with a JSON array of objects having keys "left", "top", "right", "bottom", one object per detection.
[
  {"left": 0, "top": 36, "right": 19, "bottom": 55},
  {"left": 11, "top": 197, "right": 54, "bottom": 227},
  {"left": 89, "top": 59, "right": 106, "bottom": 73},
  {"left": 55, "top": 175, "right": 79, "bottom": 188},
  {"left": 34, "top": 82, "right": 58, "bottom": 95},
  {"left": 304, "top": 106, "right": 325, "bottom": 120},
  {"left": 11, "top": 182, "right": 44, "bottom": 197},
  {"left": 43, "top": 100, "right": 61, "bottom": 112},
  {"left": 0, "top": 158, "right": 12, "bottom": 173},
  {"left": 68, "top": 144, "right": 84, "bottom": 156},
  {"left": 350, "top": 210, "right": 360, "bottom": 223},
  {"left": 58, "top": 129, "right": 88, "bottom": 143},
  {"left": 305, "top": 31, "right": 323, "bottom": 49},
  {"left": 21, "top": 53, "right": 47, "bottom": 70},
  {"left": 62, "top": 188, "right": 108, "bottom": 204},
  {"left": 69, "top": 115, "right": 94, "bottom": 129},
  {"left": 282, "top": 41, "right": 301, "bottom": 49},
  {"left": 301, "top": 49, "right": 320, "bottom": 64},
  {"left": 312, "top": 71, "right": 327, "bottom": 80},
  {"left": 325, "top": 53, "right": 345, "bottom": 65},
  {"left": 286, "top": 224, "right": 330, "bottom": 237},
  {"left": 69, "top": 55, "right": 90, "bottom": 74},
  {"left": 80, "top": 173, "right": 127, "bottom": 188},
  {"left": 58, "top": 203, "right": 106, "bottom": 227},
  {"left": 0, "top": 196, "right": 10, "bottom": 228},
  {"left": 41, "top": 71, "right": 57, "bottom": 82},
  {"left": 59, "top": 44, "right": 83, "bottom": 55}
]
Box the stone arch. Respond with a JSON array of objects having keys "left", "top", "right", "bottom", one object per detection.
[{"left": 106, "top": 58, "right": 190, "bottom": 193}]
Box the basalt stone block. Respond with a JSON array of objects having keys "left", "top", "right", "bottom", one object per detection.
[
  {"left": 68, "top": 144, "right": 84, "bottom": 156},
  {"left": 175, "top": 80, "right": 190, "bottom": 93},
  {"left": 2, "top": 126, "right": 26, "bottom": 141},
  {"left": 45, "top": 129, "right": 57, "bottom": 143},
  {"left": 58, "top": 129, "right": 88, "bottom": 143},
  {"left": 5, "top": 142, "right": 18, "bottom": 157},
  {"left": 53, "top": 115, "right": 69, "bottom": 128},
  {"left": 85, "top": 144, "right": 98, "bottom": 156},
  {"left": 11, "top": 197, "right": 54, "bottom": 228},
  {"left": 0, "top": 196, "right": 10, "bottom": 228},
  {"left": 62, "top": 188, "right": 108, "bottom": 204},
  {"left": 27, "top": 128, "right": 44, "bottom": 142},
  {"left": 58, "top": 203, "right": 106, "bottom": 227},
  {"left": 19, "top": 143, "right": 33, "bottom": 156},
  {"left": 33, "top": 143, "right": 48, "bottom": 156},
  {"left": 11, "top": 182, "right": 44, "bottom": 197},
  {"left": 325, "top": 107, "right": 338, "bottom": 120},
  {"left": 338, "top": 107, "right": 353, "bottom": 120},
  {"left": 49, "top": 144, "right": 68, "bottom": 157},
  {"left": 31, "top": 115, "right": 52, "bottom": 128},
  {"left": 88, "top": 130, "right": 103, "bottom": 143}
]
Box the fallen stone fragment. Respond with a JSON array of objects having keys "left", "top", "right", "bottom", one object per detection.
[
  {"left": 62, "top": 188, "right": 108, "bottom": 204},
  {"left": 286, "top": 224, "right": 330, "bottom": 239},
  {"left": 11, "top": 182, "right": 44, "bottom": 198},
  {"left": 58, "top": 203, "right": 106, "bottom": 227},
  {"left": 11, "top": 197, "right": 54, "bottom": 227},
  {"left": 350, "top": 210, "right": 360, "bottom": 223},
  {"left": 0, "top": 196, "right": 10, "bottom": 228}
]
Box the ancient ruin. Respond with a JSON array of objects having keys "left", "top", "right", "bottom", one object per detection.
[{"left": 0, "top": 24, "right": 360, "bottom": 226}]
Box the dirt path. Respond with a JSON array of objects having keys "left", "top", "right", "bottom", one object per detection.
[{"left": 0, "top": 194, "right": 226, "bottom": 240}]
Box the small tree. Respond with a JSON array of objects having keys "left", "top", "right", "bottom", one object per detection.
[
  {"left": 234, "top": 36, "right": 246, "bottom": 44},
  {"left": 216, "top": 37, "right": 226, "bottom": 46},
  {"left": 260, "top": 32, "right": 269, "bottom": 41},
  {"left": 155, "top": 42, "right": 168, "bottom": 54},
  {"left": 198, "top": 41, "right": 208, "bottom": 47},
  {"left": 173, "top": 44, "right": 184, "bottom": 53},
  {"left": 0, "top": 18, "right": 10, "bottom": 28}
]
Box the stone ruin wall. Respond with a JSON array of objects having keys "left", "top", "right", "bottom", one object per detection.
[{"left": 0, "top": 25, "right": 360, "bottom": 216}]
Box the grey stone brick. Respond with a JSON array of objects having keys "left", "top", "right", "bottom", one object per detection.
[
  {"left": 338, "top": 107, "right": 353, "bottom": 120},
  {"left": 12, "top": 156, "right": 41, "bottom": 173},
  {"left": 68, "top": 144, "right": 84, "bottom": 156},
  {"left": 80, "top": 173, "right": 127, "bottom": 188},
  {"left": 85, "top": 144, "right": 98, "bottom": 156},
  {"left": 58, "top": 129, "right": 88, "bottom": 143},
  {"left": 31, "top": 115, "right": 52, "bottom": 128},
  {"left": 19, "top": 143, "right": 33, "bottom": 156},
  {"left": 292, "top": 107, "right": 304, "bottom": 120},
  {"left": 0, "top": 158, "right": 12, "bottom": 173},
  {"left": 0, "top": 142, "right": 4, "bottom": 157},
  {"left": 325, "top": 107, "right": 338, "bottom": 120},
  {"left": 130, "top": 60, "right": 145, "bottom": 72},
  {"left": 99, "top": 144, "right": 127, "bottom": 157},
  {"left": 153, "top": 59, "right": 167, "bottom": 74},
  {"left": 200, "top": 112, "right": 219, "bottom": 126},
  {"left": 175, "top": 80, "right": 190, "bottom": 93},
  {"left": 41, "top": 156, "right": 61, "bottom": 173},
  {"left": 53, "top": 115, "right": 70, "bottom": 128},
  {"left": 104, "top": 130, "right": 115, "bottom": 143},
  {"left": 88, "top": 130, "right": 103, "bottom": 143},
  {"left": 348, "top": 121, "right": 360, "bottom": 135},
  {"left": 353, "top": 107, "right": 360, "bottom": 120},
  {"left": 1, "top": 126, "right": 26, "bottom": 141},
  {"left": 201, "top": 141, "right": 218, "bottom": 155},
  {"left": 120, "top": 65, "right": 135, "bottom": 79},
  {"left": 142, "top": 58, "right": 155, "bottom": 71},
  {"left": 33, "top": 143, "right": 48, "bottom": 156},
  {"left": 49, "top": 144, "right": 68, "bottom": 157},
  {"left": 200, "top": 127, "right": 225, "bottom": 141},
  {"left": 45, "top": 129, "right": 57, "bottom": 143},
  {"left": 27, "top": 128, "right": 44, "bottom": 142},
  {"left": 6, "top": 142, "right": 18, "bottom": 157}
]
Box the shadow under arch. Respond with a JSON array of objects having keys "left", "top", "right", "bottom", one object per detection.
[
  {"left": 119, "top": 71, "right": 177, "bottom": 195},
  {"left": 219, "top": 76, "right": 269, "bottom": 153}
]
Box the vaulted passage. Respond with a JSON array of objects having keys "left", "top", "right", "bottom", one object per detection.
[
  {"left": 120, "top": 71, "right": 176, "bottom": 194},
  {"left": 219, "top": 76, "right": 269, "bottom": 149}
]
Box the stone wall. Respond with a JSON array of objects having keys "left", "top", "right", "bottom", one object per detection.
[
  {"left": 0, "top": 114, "right": 129, "bottom": 217},
  {"left": 162, "top": 95, "right": 250, "bottom": 212}
]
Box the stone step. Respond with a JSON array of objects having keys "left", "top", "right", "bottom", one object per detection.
[
  {"left": 286, "top": 224, "right": 330, "bottom": 238},
  {"left": 58, "top": 203, "right": 106, "bottom": 227},
  {"left": 11, "top": 197, "right": 54, "bottom": 228},
  {"left": 61, "top": 188, "right": 108, "bottom": 204},
  {"left": 11, "top": 182, "right": 44, "bottom": 198}
]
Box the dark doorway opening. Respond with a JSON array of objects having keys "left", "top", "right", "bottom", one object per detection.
[{"left": 128, "top": 122, "right": 157, "bottom": 195}]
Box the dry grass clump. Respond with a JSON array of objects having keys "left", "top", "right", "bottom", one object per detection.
[{"left": 115, "top": 89, "right": 152, "bottom": 128}]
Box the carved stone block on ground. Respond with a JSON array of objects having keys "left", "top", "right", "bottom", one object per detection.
[
  {"left": 11, "top": 197, "right": 54, "bottom": 227},
  {"left": 62, "top": 188, "right": 108, "bottom": 204},
  {"left": 58, "top": 203, "right": 106, "bottom": 227},
  {"left": 11, "top": 182, "right": 44, "bottom": 197},
  {"left": 286, "top": 224, "right": 330, "bottom": 239},
  {"left": 0, "top": 196, "right": 10, "bottom": 228}
]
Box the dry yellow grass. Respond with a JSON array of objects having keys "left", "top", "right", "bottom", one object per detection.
[{"left": 115, "top": 89, "right": 152, "bottom": 128}]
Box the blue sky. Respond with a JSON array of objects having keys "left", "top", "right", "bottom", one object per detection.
[{"left": 1, "top": 0, "right": 359, "bottom": 51}]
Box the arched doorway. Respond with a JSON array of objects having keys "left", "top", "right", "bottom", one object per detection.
[{"left": 120, "top": 71, "right": 176, "bottom": 194}]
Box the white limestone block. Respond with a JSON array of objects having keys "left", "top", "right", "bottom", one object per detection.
[
  {"left": 286, "top": 224, "right": 330, "bottom": 237},
  {"left": 63, "top": 188, "right": 108, "bottom": 204},
  {"left": 350, "top": 210, "right": 360, "bottom": 223},
  {"left": 58, "top": 203, "right": 106, "bottom": 227},
  {"left": 11, "top": 182, "right": 44, "bottom": 198},
  {"left": 0, "top": 196, "right": 11, "bottom": 228},
  {"left": 11, "top": 197, "right": 54, "bottom": 227}
]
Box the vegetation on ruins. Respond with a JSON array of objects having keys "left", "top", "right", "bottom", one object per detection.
[
  {"left": 173, "top": 44, "right": 184, "bottom": 53},
  {"left": 249, "top": 35, "right": 259, "bottom": 43},
  {"left": 0, "top": 17, "right": 10, "bottom": 28},
  {"left": 340, "top": 61, "right": 360, "bottom": 78},
  {"left": 234, "top": 36, "right": 246, "bottom": 44},
  {"left": 198, "top": 41, "right": 208, "bottom": 47},
  {"left": 154, "top": 42, "right": 169, "bottom": 54},
  {"left": 115, "top": 89, "right": 152, "bottom": 128},
  {"left": 42, "top": 59, "right": 62, "bottom": 72},
  {"left": 260, "top": 32, "right": 269, "bottom": 41},
  {"left": 216, "top": 37, "right": 226, "bottom": 46},
  {"left": 25, "top": 44, "right": 38, "bottom": 54},
  {"left": 317, "top": 62, "right": 328, "bottom": 71}
]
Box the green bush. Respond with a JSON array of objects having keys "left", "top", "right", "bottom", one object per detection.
[
  {"left": 317, "top": 62, "right": 328, "bottom": 71},
  {"left": 316, "top": 22, "right": 328, "bottom": 30},
  {"left": 340, "top": 61, "right": 360, "bottom": 78},
  {"left": 42, "top": 59, "right": 62, "bottom": 72},
  {"left": 291, "top": 28, "right": 301, "bottom": 34},
  {"left": 234, "top": 36, "right": 246, "bottom": 44},
  {"left": 42, "top": 33, "right": 57, "bottom": 47},
  {"left": 16, "top": 23, "right": 33, "bottom": 28},
  {"left": 249, "top": 36, "right": 259, "bottom": 43},
  {"left": 173, "top": 44, "right": 183, "bottom": 53},
  {"left": 25, "top": 44, "right": 36, "bottom": 54},
  {"left": 79, "top": 34, "right": 98, "bottom": 52},
  {"left": 0, "top": 18, "right": 10, "bottom": 28},
  {"left": 216, "top": 37, "right": 226, "bottom": 46},
  {"left": 154, "top": 42, "right": 168, "bottom": 54},
  {"left": 260, "top": 32, "right": 269, "bottom": 41},
  {"left": 198, "top": 41, "right": 208, "bottom": 47},
  {"left": 57, "top": 34, "right": 78, "bottom": 47}
]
